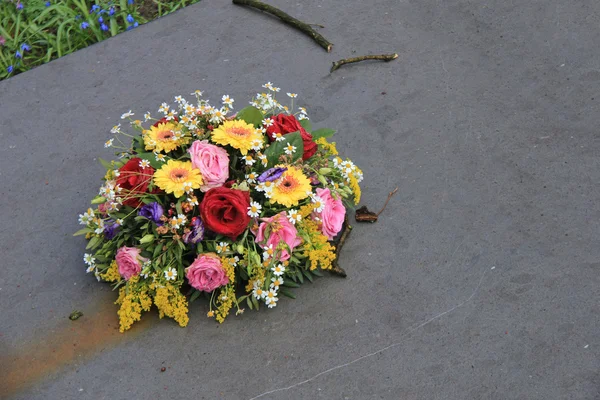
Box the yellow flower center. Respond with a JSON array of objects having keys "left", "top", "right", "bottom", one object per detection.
[{"left": 228, "top": 126, "right": 252, "bottom": 137}]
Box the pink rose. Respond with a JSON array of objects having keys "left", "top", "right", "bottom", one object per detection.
[
  {"left": 186, "top": 253, "right": 229, "bottom": 292},
  {"left": 188, "top": 140, "right": 229, "bottom": 192},
  {"left": 116, "top": 246, "right": 146, "bottom": 281},
  {"left": 255, "top": 212, "right": 302, "bottom": 261},
  {"left": 316, "top": 188, "right": 346, "bottom": 240}
]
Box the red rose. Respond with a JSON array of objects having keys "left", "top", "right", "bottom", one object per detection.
[
  {"left": 200, "top": 187, "right": 251, "bottom": 240},
  {"left": 266, "top": 114, "right": 317, "bottom": 160},
  {"left": 116, "top": 157, "right": 154, "bottom": 207},
  {"left": 152, "top": 116, "right": 178, "bottom": 127}
]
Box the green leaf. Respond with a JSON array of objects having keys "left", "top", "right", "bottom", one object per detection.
[
  {"left": 246, "top": 296, "right": 254, "bottom": 310},
  {"left": 299, "top": 119, "right": 312, "bottom": 132},
  {"left": 279, "top": 288, "right": 296, "bottom": 299},
  {"left": 302, "top": 269, "right": 314, "bottom": 283},
  {"left": 135, "top": 153, "right": 163, "bottom": 169},
  {"left": 282, "top": 280, "right": 301, "bottom": 288},
  {"left": 99, "top": 158, "right": 113, "bottom": 170},
  {"left": 236, "top": 106, "right": 263, "bottom": 127},
  {"left": 139, "top": 234, "right": 155, "bottom": 244},
  {"left": 73, "top": 228, "right": 92, "bottom": 237},
  {"left": 251, "top": 296, "right": 260, "bottom": 310},
  {"left": 311, "top": 269, "right": 324, "bottom": 277},
  {"left": 311, "top": 128, "right": 336, "bottom": 140},
  {"left": 189, "top": 290, "right": 201, "bottom": 303},
  {"left": 86, "top": 235, "right": 102, "bottom": 250},
  {"left": 264, "top": 131, "right": 304, "bottom": 167}
]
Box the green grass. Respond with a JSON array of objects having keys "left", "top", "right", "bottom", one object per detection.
[{"left": 0, "top": 0, "right": 200, "bottom": 80}]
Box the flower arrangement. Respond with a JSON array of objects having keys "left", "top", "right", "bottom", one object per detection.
[{"left": 76, "top": 84, "right": 363, "bottom": 332}]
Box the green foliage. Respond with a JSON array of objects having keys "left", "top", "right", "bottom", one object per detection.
[
  {"left": 235, "top": 106, "right": 263, "bottom": 127},
  {"left": 264, "top": 130, "right": 303, "bottom": 167},
  {"left": 0, "top": 0, "right": 201, "bottom": 80}
]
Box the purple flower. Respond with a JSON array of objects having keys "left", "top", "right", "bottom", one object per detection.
[
  {"left": 104, "top": 220, "right": 120, "bottom": 240},
  {"left": 128, "top": 0, "right": 134, "bottom": 4},
  {"left": 126, "top": 14, "right": 134, "bottom": 23},
  {"left": 98, "top": 16, "right": 104, "bottom": 23},
  {"left": 109, "top": 7, "right": 115, "bottom": 16},
  {"left": 20, "top": 43, "right": 31, "bottom": 52},
  {"left": 7, "top": 65, "right": 14, "bottom": 73},
  {"left": 0, "top": 36, "right": 5, "bottom": 46},
  {"left": 80, "top": 21, "right": 90, "bottom": 29},
  {"left": 257, "top": 167, "right": 287, "bottom": 183},
  {"left": 90, "top": 4, "right": 100, "bottom": 13},
  {"left": 182, "top": 218, "right": 204, "bottom": 245},
  {"left": 16, "top": 2, "right": 23, "bottom": 10},
  {"left": 15, "top": 51, "right": 22, "bottom": 59},
  {"left": 138, "top": 202, "right": 164, "bottom": 225},
  {"left": 45, "top": 1, "right": 51, "bottom": 6},
  {"left": 100, "top": 23, "right": 109, "bottom": 31}
]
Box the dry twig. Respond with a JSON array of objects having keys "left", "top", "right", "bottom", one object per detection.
[
  {"left": 355, "top": 187, "right": 398, "bottom": 223},
  {"left": 330, "top": 53, "right": 398, "bottom": 73},
  {"left": 232, "top": 0, "right": 333, "bottom": 52},
  {"left": 330, "top": 216, "right": 352, "bottom": 277}
]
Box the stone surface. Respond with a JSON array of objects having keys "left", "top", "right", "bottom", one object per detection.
[{"left": 1, "top": 0, "right": 599, "bottom": 399}]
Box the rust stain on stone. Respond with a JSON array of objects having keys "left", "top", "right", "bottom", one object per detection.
[{"left": 0, "top": 296, "right": 153, "bottom": 397}]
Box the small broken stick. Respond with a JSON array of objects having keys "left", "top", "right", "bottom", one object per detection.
[
  {"left": 330, "top": 53, "right": 398, "bottom": 73},
  {"left": 355, "top": 187, "right": 398, "bottom": 223},
  {"left": 232, "top": 0, "right": 333, "bottom": 52},
  {"left": 330, "top": 216, "right": 352, "bottom": 277}
]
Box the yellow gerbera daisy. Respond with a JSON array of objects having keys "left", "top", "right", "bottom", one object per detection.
[
  {"left": 153, "top": 160, "right": 203, "bottom": 198},
  {"left": 211, "top": 120, "right": 263, "bottom": 155},
  {"left": 143, "top": 122, "right": 189, "bottom": 153},
  {"left": 270, "top": 166, "right": 311, "bottom": 207}
]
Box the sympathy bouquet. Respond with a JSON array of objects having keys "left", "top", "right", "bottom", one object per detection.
[{"left": 76, "top": 84, "right": 362, "bottom": 332}]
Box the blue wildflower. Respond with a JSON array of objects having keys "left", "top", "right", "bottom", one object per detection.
[
  {"left": 128, "top": 0, "right": 134, "bottom": 4},
  {"left": 45, "top": 1, "right": 51, "bottom": 6},
  {"left": 15, "top": 51, "right": 22, "bottom": 59},
  {"left": 80, "top": 21, "right": 90, "bottom": 29},
  {"left": 108, "top": 7, "right": 115, "bottom": 16},
  {"left": 126, "top": 14, "right": 134, "bottom": 23},
  {"left": 90, "top": 4, "right": 100, "bottom": 13},
  {"left": 126, "top": 25, "right": 133, "bottom": 31},
  {"left": 7, "top": 65, "right": 14, "bottom": 73},
  {"left": 20, "top": 43, "right": 31, "bottom": 52},
  {"left": 16, "top": 2, "right": 23, "bottom": 10},
  {"left": 98, "top": 16, "right": 104, "bottom": 23},
  {"left": 133, "top": 21, "right": 138, "bottom": 27},
  {"left": 100, "top": 23, "right": 109, "bottom": 31},
  {"left": 75, "top": 15, "right": 81, "bottom": 20}
]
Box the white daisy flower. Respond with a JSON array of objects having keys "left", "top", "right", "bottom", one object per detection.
[
  {"left": 86, "top": 265, "right": 95, "bottom": 273},
  {"left": 257, "top": 153, "right": 268, "bottom": 166},
  {"left": 104, "top": 138, "right": 114, "bottom": 148},
  {"left": 245, "top": 172, "right": 257, "bottom": 184},
  {"left": 270, "top": 276, "right": 284, "bottom": 289},
  {"left": 222, "top": 95, "right": 234, "bottom": 107},
  {"left": 164, "top": 267, "right": 177, "bottom": 281},
  {"left": 113, "top": 169, "right": 121, "bottom": 177},
  {"left": 139, "top": 159, "right": 151, "bottom": 168},
  {"left": 262, "top": 244, "right": 275, "bottom": 260},
  {"left": 244, "top": 155, "right": 256, "bottom": 166},
  {"left": 116, "top": 219, "right": 124, "bottom": 225},
  {"left": 312, "top": 195, "right": 325, "bottom": 213},
  {"left": 247, "top": 201, "right": 262, "bottom": 218},
  {"left": 272, "top": 132, "right": 285, "bottom": 142},
  {"left": 271, "top": 263, "right": 285, "bottom": 276},
  {"left": 226, "top": 256, "right": 240, "bottom": 267},
  {"left": 298, "top": 107, "right": 307, "bottom": 114},
  {"left": 253, "top": 282, "right": 266, "bottom": 300},
  {"left": 174, "top": 95, "right": 184, "bottom": 103},
  {"left": 158, "top": 102, "right": 170, "bottom": 113},
  {"left": 265, "top": 289, "right": 279, "bottom": 308},
  {"left": 144, "top": 112, "right": 151, "bottom": 121},
  {"left": 121, "top": 110, "right": 134, "bottom": 119},
  {"left": 216, "top": 242, "right": 229, "bottom": 253},
  {"left": 83, "top": 253, "right": 95, "bottom": 266},
  {"left": 154, "top": 152, "right": 166, "bottom": 162},
  {"left": 298, "top": 114, "right": 309, "bottom": 121},
  {"left": 165, "top": 110, "right": 178, "bottom": 121},
  {"left": 191, "top": 90, "right": 203, "bottom": 97},
  {"left": 262, "top": 118, "right": 274, "bottom": 127},
  {"left": 110, "top": 124, "right": 121, "bottom": 134},
  {"left": 287, "top": 209, "right": 301, "bottom": 225},
  {"left": 251, "top": 139, "right": 264, "bottom": 151},
  {"left": 262, "top": 82, "right": 274, "bottom": 91},
  {"left": 284, "top": 143, "right": 296, "bottom": 155},
  {"left": 286, "top": 93, "right": 297, "bottom": 98},
  {"left": 94, "top": 220, "right": 105, "bottom": 234}
]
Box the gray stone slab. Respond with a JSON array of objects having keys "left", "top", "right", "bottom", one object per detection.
[{"left": 1, "top": 0, "right": 599, "bottom": 399}]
